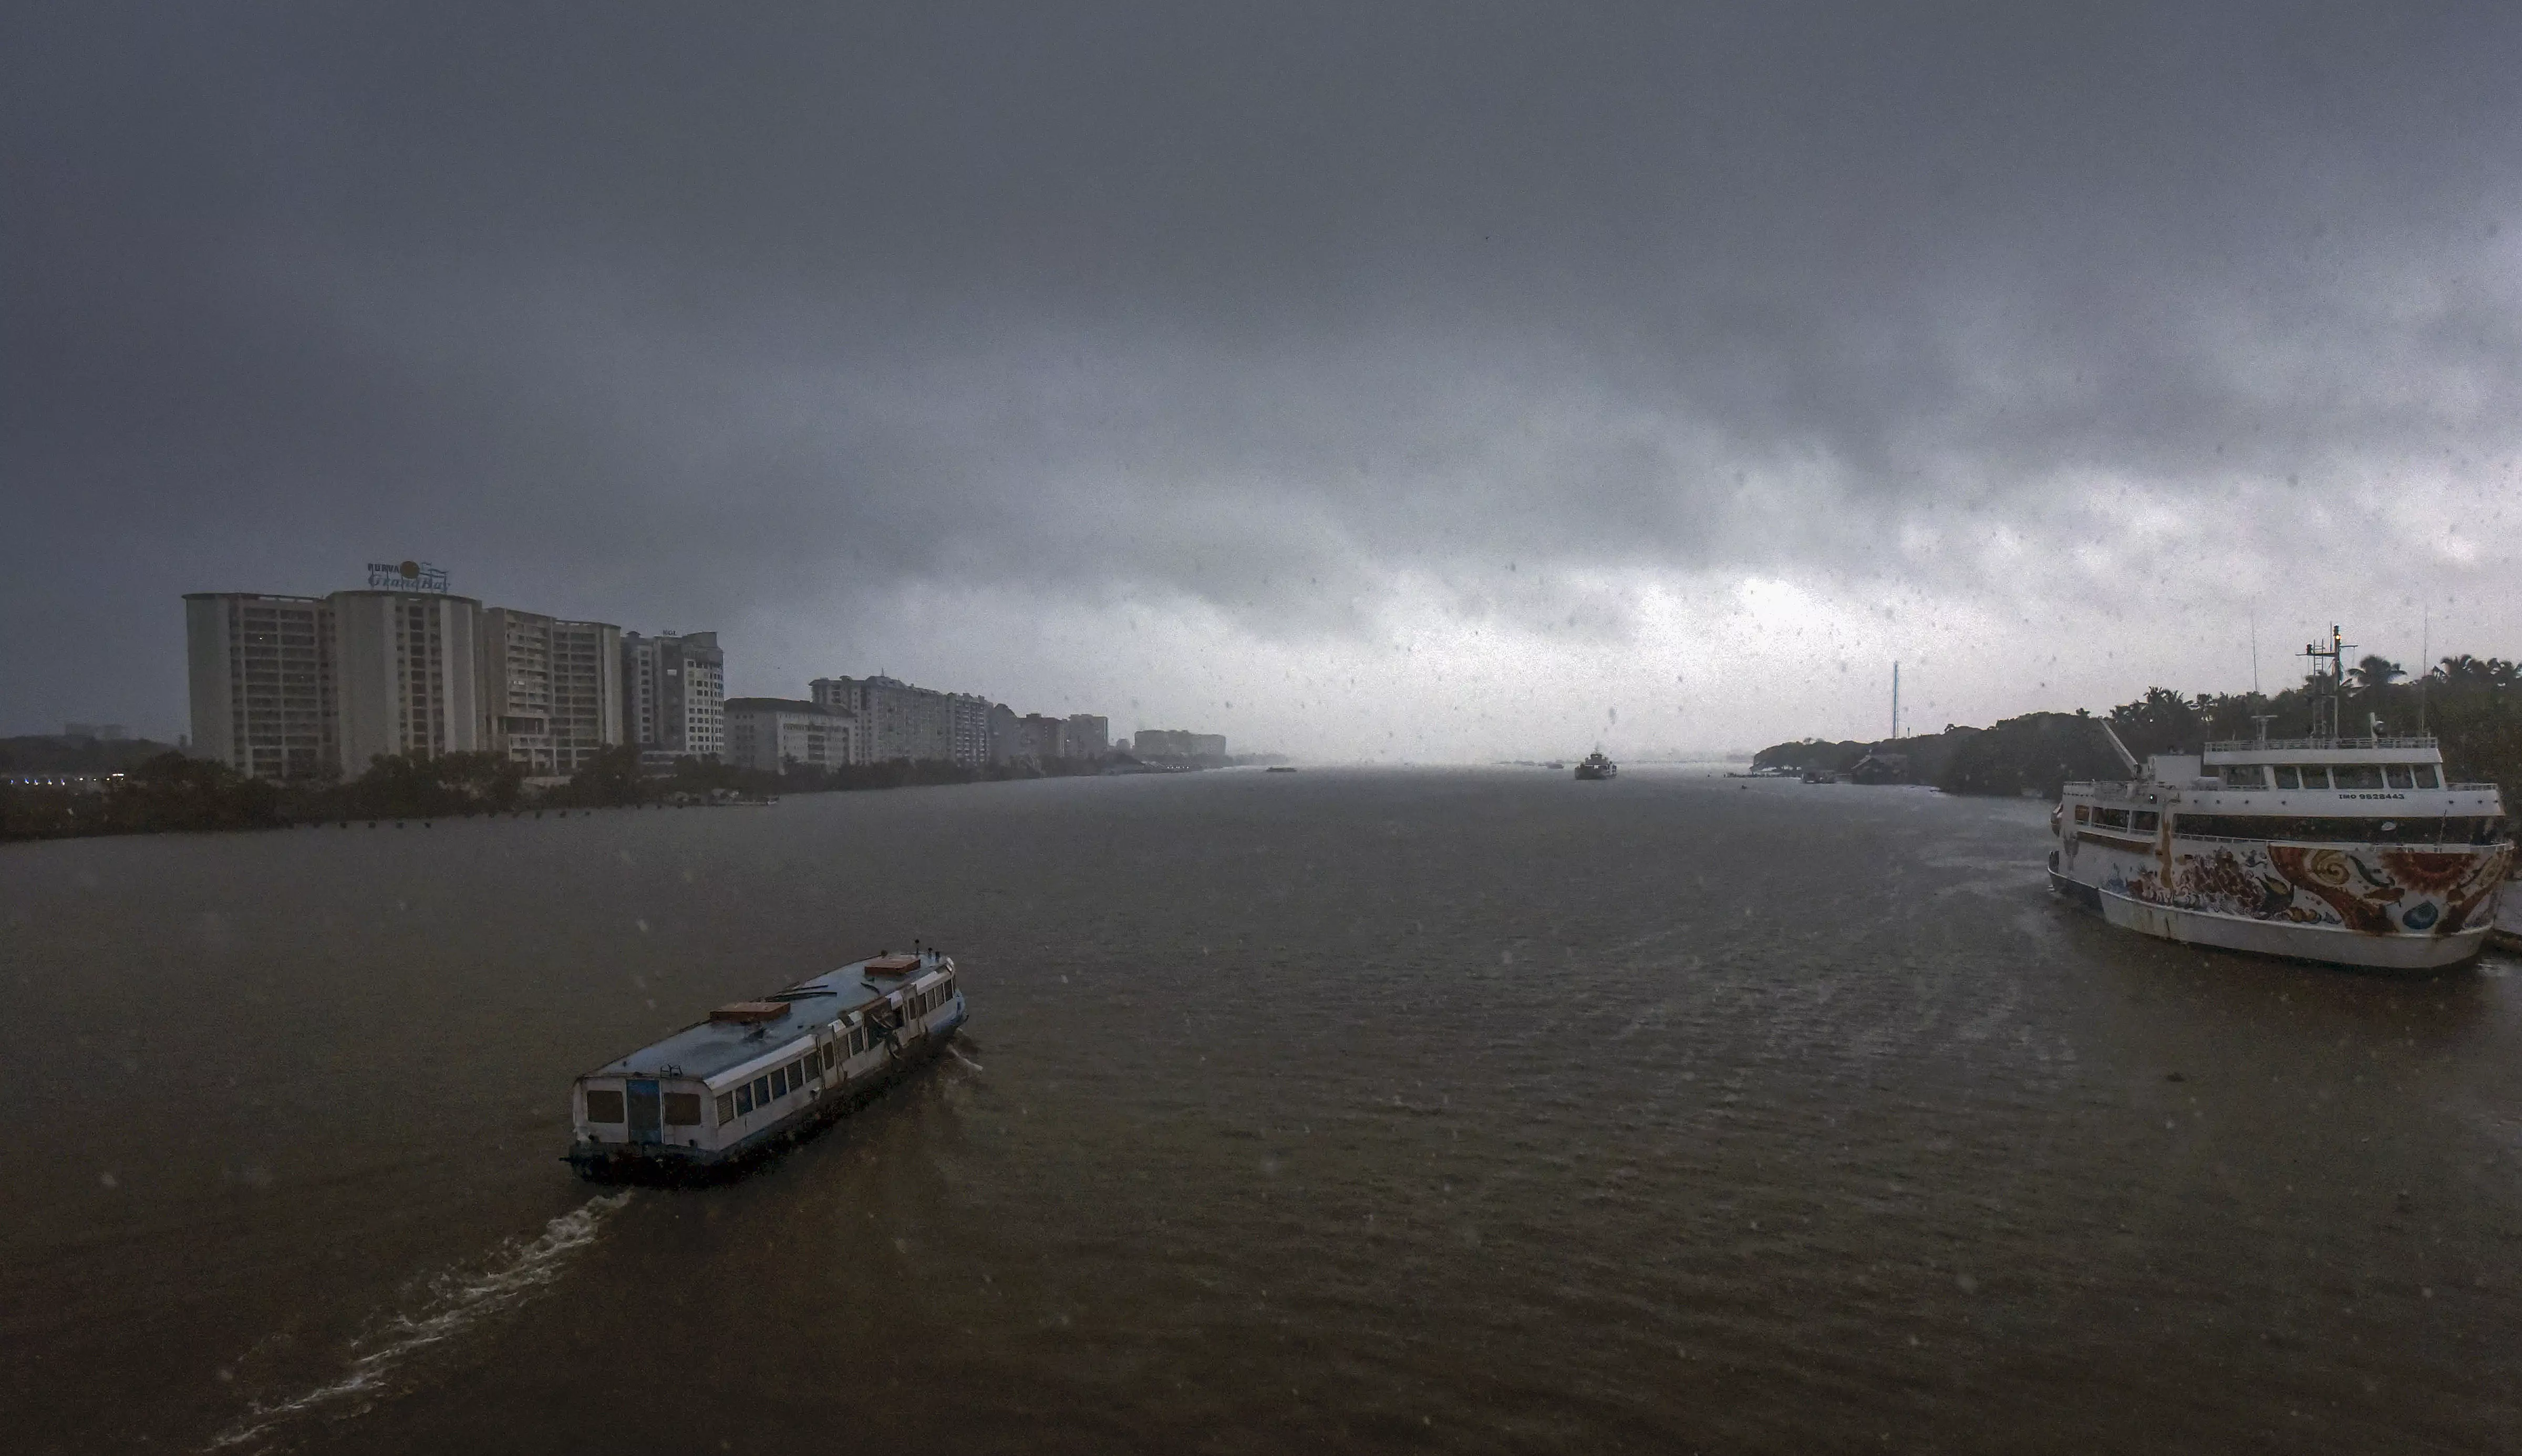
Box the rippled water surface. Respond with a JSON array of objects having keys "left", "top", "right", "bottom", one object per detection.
[{"left": 7, "top": 768, "right": 2521, "bottom": 1453}]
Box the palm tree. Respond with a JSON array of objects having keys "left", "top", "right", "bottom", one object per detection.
[
  {"left": 2347, "top": 654, "right": 2404, "bottom": 693},
  {"left": 2433, "top": 654, "right": 2486, "bottom": 685}
]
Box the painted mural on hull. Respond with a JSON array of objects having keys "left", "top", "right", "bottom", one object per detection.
[{"left": 2073, "top": 837, "right": 2515, "bottom": 942}]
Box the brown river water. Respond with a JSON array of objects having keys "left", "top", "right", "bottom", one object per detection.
[{"left": 5, "top": 768, "right": 2521, "bottom": 1453}]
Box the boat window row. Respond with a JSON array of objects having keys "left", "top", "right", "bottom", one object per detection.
[
  {"left": 2173, "top": 814, "right": 2508, "bottom": 845},
  {"left": 579, "top": 1088, "right": 702, "bottom": 1125},
  {"left": 2216, "top": 764, "right": 2442, "bottom": 790},
  {"left": 715, "top": 1044, "right": 836, "bottom": 1123},
  {"left": 2074, "top": 806, "right": 2160, "bottom": 831},
  {"left": 905, "top": 977, "right": 955, "bottom": 1019}
]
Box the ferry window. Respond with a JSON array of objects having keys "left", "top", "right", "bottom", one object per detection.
[
  {"left": 2273, "top": 767, "right": 2301, "bottom": 789},
  {"left": 850, "top": 1027, "right": 866, "bottom": 1054},
  {"left": 789, "top": 1058, "right": 808, "bottom": 1085},
  {"left": 2220, "top": 765, "right": 2266, "bottom": 788},
  {"left": 2384, "top": 765, "right": 2414, "bottom": 789},
  {"left": 753, "top": 1075, "right": 771, "bottom": 1106},
  {"left": 663, "top": 1093, "right": 701, "bottom": 1126},
  {"left": 2094, "top": 808, "right": 2128, "bottom": 829},
  {"left": 2414, "top": 765, "right": 2441, "bottom": 788},
  {"left": 715, "top": 1093, "right": 735, "bottom": 1123},
  {"left": 735, "top": 1083, "right": 754, "bottom": 1114},
  {"left": 771, "top": 1068, "right": 788, "bottom": 1098},
  {"left": 584, "top": 1089, "right": 624, "bottom": 1123},
  {"left": 2072, "top": 805, "right": 2089, "bottom": 823},
  {"left": 2290, "top": 766, "right": 2330, "bottom": 789},
  {"left": 2334, "top": 765, "right": 2383, "bottom": 790},
  {"left": 2131, "top": 811, "right": 2159, "bottom": 832},
  {"left": 820, "top": 1044, "right": 833, "bottom": 1070}
]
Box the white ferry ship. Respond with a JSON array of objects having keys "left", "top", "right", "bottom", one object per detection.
[
  {"left": 565, "top": 949, "right": 966, "bottom": 1181},
  {"left": 2049, "top": 629, "right": 2512, "bottom": 971}
]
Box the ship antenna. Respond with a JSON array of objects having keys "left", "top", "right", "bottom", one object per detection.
[{"left": 2419, "top": 602, "right": 2428, "bottom": 736}]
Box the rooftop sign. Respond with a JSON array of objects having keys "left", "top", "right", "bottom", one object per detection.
[{"left": 366, "top": 560, "right": 449, "bottom": 593}]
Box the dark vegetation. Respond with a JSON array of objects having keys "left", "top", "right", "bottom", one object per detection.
[
  {"left": 1, "top": 737, "right": 1133, "bottom": 841},
  {"left": 1754, "top": 654, "right": 2522, "bottom": 800}
]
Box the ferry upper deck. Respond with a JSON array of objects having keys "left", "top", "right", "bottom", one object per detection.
[{"left": 2063, "top": 735, "right": 2506, "bottom": 841}]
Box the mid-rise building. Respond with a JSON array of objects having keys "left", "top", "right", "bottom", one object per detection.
[
  {"left": 1017, "top": 712, "right": 1067, "bottom": 760},
  {"left": 480, "top": 609, "right": 623, "bottom": 776},
  {"left": 623, "top": 631, "right": 725, "bottom": 765},
  {"left": 184, "top": 593, "right": 337, "bottom": 780},
  {"left": 725, "top": 697, "right": 856, "bottom": 773},
  {"left": 810, "top": 675, "right": 989, "bottom": 766},
  {"left": 331, "top": 590, "right": 485, "bottom": 772},
  {"left": 1132, "top": 729, "right": 1227, "bottom": 759},
  {"left": 1064, "top": 714, "right": 1110, "bottom": 757},
  {"left": 986, "top": 703, "right": 1022, "bottom": 763}
]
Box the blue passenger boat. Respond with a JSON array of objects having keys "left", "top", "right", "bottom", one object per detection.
[{"left": 565, "top": 949, "right": 966, "bottom": 1181}]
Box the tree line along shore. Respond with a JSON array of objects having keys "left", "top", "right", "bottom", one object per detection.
[
  {"left": 1751, "top": 654, "right": 2522, "bottom": 802},
  {"left": 0, "top": 741, "right": 1123, "bottom": 842}
]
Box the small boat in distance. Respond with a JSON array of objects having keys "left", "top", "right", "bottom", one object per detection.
[
  {"left": 1575, "top": 752, "right": 1617, "bottom": 781},
  {"left": 565, "top": 949, "right": 966, "bottom": 1182}
]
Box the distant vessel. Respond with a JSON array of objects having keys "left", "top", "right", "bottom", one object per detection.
[
  {"left": 566, "top": 949, "right": 966, "bottom": 1181},
  {"left": 2050, "top": 627, "right": 2512, "bottom": 971},
  {"left": 1266, "top": 765, "right": 1298, "bottom": 773},
  {"left": 1801, "top": 768, "right": 1838, "bottom": 784},
  {"left": 1575, "top": 752, "right": 1617, "bottom": 781}
]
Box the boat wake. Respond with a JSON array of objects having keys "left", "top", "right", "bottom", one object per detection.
[
  {"left": 205, "top": 1191, "right": 633, "bottom": 1453},
  {"left": 949, "top": 1043, "right": 985, "bottom": 1074}
]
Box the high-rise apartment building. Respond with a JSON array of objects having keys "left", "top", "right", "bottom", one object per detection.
[
  {"left": 184, "top": 593, "right": 337, "bottom": 780},
  {"left": 622, "top": 631, "right": 725, "bottom": 764},
  {"left": 949, "top": 693, "right": 991, "bottom": 767},
  {"left": 187, "top": 586, "right": 635, "bottom": 781},
  {"left": 480, "top": 608, "right": 623, "bottom": 776},
  {"left": 331, "top": 591, "right": 485, "bottom": 772}
]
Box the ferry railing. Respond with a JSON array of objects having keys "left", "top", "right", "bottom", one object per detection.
[
  {"left": 2061, "top": 781, "right": 2137, "bottom": 799},
  {"left": 2165, "top": 829, "right": 2513, "bottom": 849},
  {"left": 2202, "top": 735, "right": 2438, "bottom": 752}
]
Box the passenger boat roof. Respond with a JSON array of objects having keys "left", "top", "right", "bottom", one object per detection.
[{"left": 581, "top": 952, "right": 946, "bottom": 1084}]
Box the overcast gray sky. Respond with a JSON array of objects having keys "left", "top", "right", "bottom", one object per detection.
[{"left": 7, "top": 3, "right": 2519, "bottom": 758}]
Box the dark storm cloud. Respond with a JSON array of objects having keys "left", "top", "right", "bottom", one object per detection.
[{"left": 7, "top": 3, "right": 2522, "bottom": 732}]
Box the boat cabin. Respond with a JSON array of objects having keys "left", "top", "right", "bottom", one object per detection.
[{"left": 569, "top": 951, "right": 965, "bottom": 1172}]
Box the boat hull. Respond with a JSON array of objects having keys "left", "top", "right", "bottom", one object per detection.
[{"left": 2052, "top": 871, "right": 2491, "bottom": 969}]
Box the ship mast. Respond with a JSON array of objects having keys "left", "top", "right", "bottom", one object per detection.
[{"left": 2300, "top": 624, "right": 2351, "bottom": 742}]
